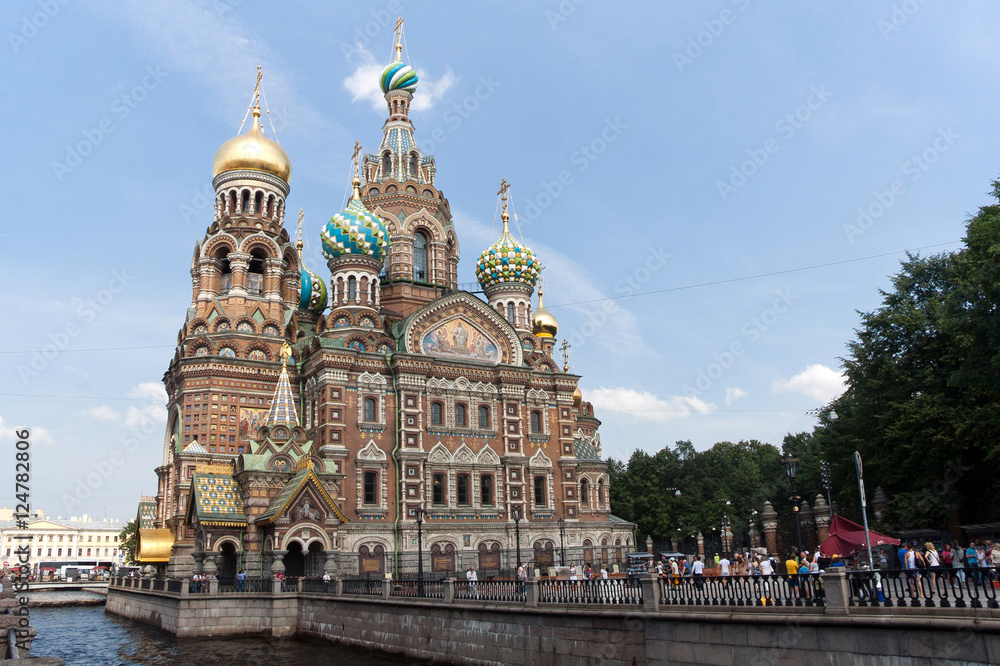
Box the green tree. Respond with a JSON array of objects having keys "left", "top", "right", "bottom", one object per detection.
[{"left": 119, "top": 520, "right": 137, "bottom": 565}]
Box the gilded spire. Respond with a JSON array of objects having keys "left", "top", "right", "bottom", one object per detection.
[
  {"left": 351, "top": 141, "right": 362, "bottom": 199},
  {"left": 497, "top": 177, "right": 510, "bottom": 230},
  {"left": 393, "top": 17, "right": 404, "bottom": 62},
  {"left": 295, "top": 208, "right": 304, "bottom": 259}
]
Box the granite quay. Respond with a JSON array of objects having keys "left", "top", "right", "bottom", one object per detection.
[{"left": 107, "top": 570, "right": 1000, "bottom": 664}]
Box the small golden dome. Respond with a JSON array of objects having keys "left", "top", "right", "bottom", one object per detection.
[
  {"left": 531, "top": 289, "right": 558, "bottom": 338},
  {"left": 212, "top": 106, "right": 291, "bottom": 182},
  {"left": 572, "top": 386, "right": 582, "bottom": 407}
]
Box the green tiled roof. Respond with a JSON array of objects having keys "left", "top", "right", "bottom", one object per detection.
[
  {"left": 137, "top": 501, "right": 156, "bottom": 529},
  {"left": 190, "top": 474, "right": 246, "bottom": 526}
]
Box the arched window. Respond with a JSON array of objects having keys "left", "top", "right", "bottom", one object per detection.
[
  {"left": 431, "top": 401, "right": 443, "bottom": 426},
  {"left": 507, "top": 303, "right": 515, "bottom": 324},
  {"left": 432, "top": 473, "right": 446, "bottom": 505},
  {"left": 478, "top": 405, "right": 490, "bottom": 428},
  {"left": 382, "top": 152, "right": 391, "bottom": 176},
  {"left": 363, "top": 397, "right": 377, "bottom": 422},
  {"left": 363, "top": 472, "right": 377, "bottom": 505},
  {"left": 348, "top": 276, "right": 357, "bottom": 301},
  {"left": 598, "top": 479, "right": 605, "bottom": 506},
  {"left": 531, "top": 410, "right": 542, "bottom": 434},
  {"left": 456, "top": 474, "right": 470, "bottom": 506},
  {"left": 413, "top": 232, "right": 428, "bottom": 281},
  {"left": 533, "top": 476, "right": 546, "bottom": 507},
  {"left": 455, "top": 403, "right": 467, "bottom": 427},
  {"left": 254, "top": 191, "right": 263, "bottom": 214},
  {"left": 241, "top": 190, "right": 250, "bottom": 213},
  {"left": 481, "top": 475, "right": 494, "bottom": 506},
  {"left": 247, "top": 249, "right": 266, "bottom": 297},
  {"left": 580, "top": 479, "right": 590, "bottom": 507},
  {"left": 409, "top": 153, "right": 418, "bottom": 176}
]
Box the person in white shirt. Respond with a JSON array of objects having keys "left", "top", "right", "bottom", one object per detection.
[
  {"left": 759, "top": 557, "right": 774, "bottom": 576},
  {"left": 569, "top": 563, "right": 578, "bottom": 581},
  {"left": 600, "top": 565, "right": 608, "bottom": 580},
  {"left": 466, "top": 565, "right": 477, "bottom": 596},
  {"left": 691, "top": 556, "right": 705, "bottom": 590},
  {"left": 719, "top": 557, "right": 731, "bottom": 576}
]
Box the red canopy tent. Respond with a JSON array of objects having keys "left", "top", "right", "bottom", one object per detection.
[{"left": 818, "top": 515, "right": 900, "bottom": 558}]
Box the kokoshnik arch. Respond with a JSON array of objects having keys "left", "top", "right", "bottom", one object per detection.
[{"left": 135, "top": 23, "right": 634, "bottom": 580}]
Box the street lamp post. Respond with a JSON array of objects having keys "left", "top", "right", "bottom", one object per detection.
[
  {"left": 819, "top": 459, "right": 834, "bottom": 519},
  {"left": 513, "top": 507, "right": 522, "bottom": 569},
  {"left": 558, "top": 517, "right": 566, "bottom": 566},
  {"left": 415, "top": 507, "right": 424, "bottom": 597},
  {"left": 784, "top": 454, "right": 804, "bottom": 554}
]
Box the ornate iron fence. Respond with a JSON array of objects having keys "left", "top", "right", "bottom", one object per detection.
[
  {"left": 658, "top": 574, "right": 825, "bottom": 607},
  {"left": 343, "top": 578, "right": 384, "bottom": 596},
  {"left": 538, "top": 578, "right": 643, "bottom": 605},
  {"left": 390, "top": 580, "right": 445, "bottom": 599},
  {"left": 847, "top": 568, "right": 1000, "bottom": 609},
  {"left": 455, "top": 579, "right": 525, "bottom": 602}
]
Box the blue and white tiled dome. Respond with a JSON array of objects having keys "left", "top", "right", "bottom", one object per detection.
[
  {"left": 320, "top": 195, "right": 390, "bottom": 262},
  {"left": 475, "top": 221, "right": 540, "bottom": 288}
]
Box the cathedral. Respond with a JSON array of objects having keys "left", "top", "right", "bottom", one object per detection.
[{"left": 137, "top": 25, "right": 634, "bottom": 580}]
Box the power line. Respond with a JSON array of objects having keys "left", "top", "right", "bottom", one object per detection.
[
  {"left": 0, "top": 393, "right": 159, "bottom": 403},
  {"left": 0, "top": 345, "right": 174, "bottom": 355},
  {"left": 548, "top": 240, "right": 962, "bottom": 309}
]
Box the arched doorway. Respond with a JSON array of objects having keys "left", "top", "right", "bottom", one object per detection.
[
  {"left": 219, "top": 541, "right": 238, "bottom": 581},
  {"left": 305, "top": 541, "right": 325, "bottom": 578},
  {"left": 283, "top": 541, "right": 305, "bottom": 578}
]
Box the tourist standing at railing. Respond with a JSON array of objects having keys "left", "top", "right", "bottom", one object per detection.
[
  {"left": 924, "top": 542, "right": 940, "bottom": 589},
  {"left": 236, "top": 569, "right": 246, "bottom": 592},
  {"left": 322, "top": 571, "right": 330, "bottom": 592},
  {"left": 466, "top": 565, "right": 478, "bottom": 597},
  {"left": 691, "top": 555, "right": 705, "bottom": 590},
  {"left": 600, "top": 564, "right": 608, "bottom": 580},
  {"left": 719, "top": 555, "right": 731, "bottom": 585}
]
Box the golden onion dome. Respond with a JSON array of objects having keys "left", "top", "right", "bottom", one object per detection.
[
  {"left": 212, "top": 105, "right": 291, "bottom": 182},
  {"left": 572, "top": 386, "right": 582, "bottom": 407},
  {"left": 531, "top": 289, "right": 558, "bottom": 338}
]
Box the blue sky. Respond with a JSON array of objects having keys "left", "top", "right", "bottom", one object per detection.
[{"left": 2, "top": 1, "right": 998, "bottom": 521}]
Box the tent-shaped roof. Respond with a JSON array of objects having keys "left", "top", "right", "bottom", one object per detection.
[
  {"left": 819, "top": 515, "right": 899, "bottom": 557},
  {"left": 136, "top": 528, "right": 172, "bottom": 563},
  {"left": 256, "top": 461, "right": 348, "bottom": 525}
]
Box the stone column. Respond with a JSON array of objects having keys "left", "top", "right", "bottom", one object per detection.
[
  {"left": 645, "top": 535, "right": 654, "bottom": 555},
  {"left": 191, "top": 553, "right": 205, "bottom": 576},
  {"left": 525, "top": 579, "right": 539, "bottom": 608},
  {"left": 799, "top": 500, "right": 815, "bottom": 552},
  {"left": 814, "top": 495, "right": 831, "bottom": 543},
  {"left": 872, "top": 487, "right": 889, "bottom": 524},
  {"left": 639, "top": 573, "right": 660, "bottom": 610},
  {"left": 227, "top": 252, "right": 250, "bottom": 296},
  {"left": 443, "top": 579, "right": 455, "bottom": 604},
  {"left": 696, "top": 532, "right": 704, "bottom": 558},
  {"left": 203, "top": 554, "right": 218, "bottom": 578},
  {"left": 761, "top": 501, "right": 778, "bottom": 556},
  {"left": 748, "top": 524, "right": 760, "bottom": 549},
  {"left": 670, "top": 537, "right": 679, "bottom": 552},
  {"left": 821, "top": 569, "right": 851, "bottom": 616}
]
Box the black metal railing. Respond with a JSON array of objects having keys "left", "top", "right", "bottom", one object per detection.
[
  {"left": 152, "top": 579, "right": 165, "bottom": 592},
  {"left": 847, "top": 567, "right": 1000, "bottom": 609},
  {"left": 538, "top": 578, "right": 643, "bottom": 605},
  {"left": 658, "top": 574, "right": 825, "bottom": 607},
  {"left": 343, "top": 578, "right": 384, "bottom": 596},
  {"left": 390, "top": 579, "right": 445, "bottom": 599},
  {"left": 218, "top": 577, "right": 269, "bottom": 593},
  {"left": 167, "top": 580, "right": 183, "bottom": 593},
  {"left": 455, "top": 579, "right": 525, "bottom": 602}
]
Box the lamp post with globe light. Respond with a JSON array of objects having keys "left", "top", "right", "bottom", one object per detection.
[{"left": 784, "top": 454, "right": 804, "bottom": 554}]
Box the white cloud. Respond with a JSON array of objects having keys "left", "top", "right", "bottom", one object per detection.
[
  {"left": 343, "top": 46, "right": 457, "bottom": 113},
  {"left": 724, "top": 387, "right": 747, "bottom": 406},
  {"left": 772, "top": 364, "right": 846, "bottom": 403},
  {"left": 127, "top": 382, "right": 168, "bottom": 403},
  {"left": 586, "top": 386, "right": 715, "bottom": 423},
  {"left": 86, "top": 405, "right": 120, "bottom": 422},
  {"left": 123, "top": 405, "right": 167, "bottom": 429},
  {"left": 0, "top": 415, "right": 55, "bottom": 447}
]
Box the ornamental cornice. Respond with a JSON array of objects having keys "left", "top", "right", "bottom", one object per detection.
[{"left": 213, "top": 169, "right": 290, "bottom": 196}]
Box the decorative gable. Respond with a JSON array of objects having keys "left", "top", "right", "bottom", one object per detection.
[{"left": 402, "top": 292, "right": 523, "bottom": 366}]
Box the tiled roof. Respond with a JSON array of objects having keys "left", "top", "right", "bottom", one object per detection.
[{"left": 190, "top": 474, "right": 246, "bottom": 526}]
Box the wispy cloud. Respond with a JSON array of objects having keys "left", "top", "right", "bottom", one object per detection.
[
  {"left": 343, "top": 46, "right": 457, "bottom": 113},
  {"left": 86, "top": 405, "right": 120, "bottom": 422},
  {"left": 772, "top": 364, "right": 845, "bottom": 403},
  {"left": 0, "top": 415, "right": 55, "bottom": 447},
  {"left": 454, "top": 209, "right": 652, "bottom": 358},
  {"left": 84, "top": 0, "right": 325, "bottom": 133},
  {"left": 724, "top": 387, "right": 747, "bottom": 406},
  {"left": 587, "top": 386, "right": 715, "bottom": 423},
  {"left": 127, "top": 382, "right": 168, "bottom": 403}
]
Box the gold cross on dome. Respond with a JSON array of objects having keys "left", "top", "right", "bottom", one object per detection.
[
  {"left": 560, "top": 340, "right": 571, "bottom": 372},
  {"left": 497, "top": 178, "right": 510, "bottom": 214},
  {"left": 253, "top": 66, "right": 262, "bottom": 107},
  {"left": 295, "top": 208, "right": 304, "bottom": 258},
  {"left": 351, "top": 141, "right": 362, "bottom": 178},
  {"left": 393, "top": 17, "right": 404, "bottom": 60}
]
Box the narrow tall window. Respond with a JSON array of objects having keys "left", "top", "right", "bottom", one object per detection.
[
  {"left": 348, "top": 276, "right": 357, "bottom": 301},
  {"left": 457, "top": 474, "right": 470, "bottom": 506},
  {"left": 431, "top": 402, "right": 443, "bottom": 426},
  {"left": 364, "top": 471, "right": 377, "bottom": 505},
  {"left": 220, "top": 270, "right": 232, "bottom": 295},
  {"left": 478, "top": 405, "right": 490, "bottom": 428},
  {"left": 382, "top": 152, "right": 391, "bottom": 176},
  {"left": 598, "top": 479, "right": 605, "bottom": 506},
  {"left": 481, "top": 475, "right": 494, "bottom": 506},
  {"left": 507, "top": 303, "right": 515, "bottom": 324},
  {"left": 433, "top": 473, "right": 445, "bottom": 505},
  {"left": 580, "top": 479, "right": 590, "bottom": 507},
  {"left": 414, "top": 232, "right": 428, "bottom": 281},
  {"left": 363, "top": 397, "right": 377, "bottom": 422},
  {"left": 531, "top": 410, "right": 542, "bottom": 434},
  {"left": 455, "top": 403, "right": 467, "bottom": 427},
  {"left": 534, "top": 476, "right": 546, "bottom": 507},
  {"left": 241, "top": 190, "right": 250, "bottom": 213}
]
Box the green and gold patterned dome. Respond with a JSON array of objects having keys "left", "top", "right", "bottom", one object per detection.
[{"left": 475, "top": 211, "right": 539, "bottom": 289}]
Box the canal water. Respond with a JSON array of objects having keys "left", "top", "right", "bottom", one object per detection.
[{"left": 31, "top": 603, "right": 418, "bottom": 665}]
